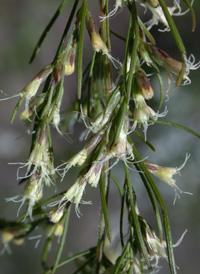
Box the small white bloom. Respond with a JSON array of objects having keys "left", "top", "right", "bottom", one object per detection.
[
  {"left": 99, "top": 0, "right": 124, "bottom": 22},
  {"left": 132, "top": 94, "right": 168, "bottom": 140},
  {"left": 6, "top": 175, "right": 43, "bottom": 220},
  {"left": 50, "top": 177, "right": 89, "bottom": 218},
  {"left": 144, "top": 153, "right": 193, "bottom": 204},
  {"left": 144, "top": 0, "right": 193, "bottom": 32}
]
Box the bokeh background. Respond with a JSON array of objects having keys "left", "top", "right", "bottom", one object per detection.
[{"left": 0, "top": 0, "right": 200, "bottom": 273}]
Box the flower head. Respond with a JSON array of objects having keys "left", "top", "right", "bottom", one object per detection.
[
  {"left": 64, "top": 42, "right": 77, "bottom": 76},
  {"left": 6, "top": 174, "right": 43, "bottom": 220},
  {"left": 48, "top": 205, "right": 66, "bottom": 223},
  {"left": 1, "top": 224, "right": 30, "bottom": 254},
  {"left": 132, "top": 93, "right": 168, "bottom": 140},
  {"left": 0, "top": 65, "right": 52, "bottom": 114},
  {"left": 86, "top": 11, "right": 121, "bottom": 68},
  {"left": 99, "top": 0, "right": 124, "bottom": 22},
  {"left": 13, "top": 125, "right": 56, "bottom": 185},
  {"left": 144, "top": 153, "right": 193, "bottom": 204},
  {"left": 49, "top": 177, "right": 89, "bottom": 217},
  {"left": 144, "top": 0, "right": 193, "bottom": 32}
]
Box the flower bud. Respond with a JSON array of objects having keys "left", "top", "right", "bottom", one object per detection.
[
  {"left": 139, "top": 41, "right": 154, "bottom": 66},
  {"left": 54, "top": 223, "right": 64, "bottom": 237},
  {"left": 19, "top": 65, "right": 52, "bottom": 111},
  {"left": 64, "top": 42, "right": 77, "bottom": 76},
  {"left": 49, "top": 205, "right": 65, "bottom": 223},
  {"left": 133, "top": 71, "right": 154, "bottom": 100},
  {"left": 52, "top": 63, "right": 63, "bottom": 84},
  {"left": 13, "top": 238, "right": 25, "bottom": 246},
  {"left": 86, "top": 11, "right": 121, "bottom": 68},
  {"left": 146, "top": 0, "right": 159, "bottom": 8},
  {"left": 144, "top": 153, "right": 192, "bottom": 204},
  {"left": 1, "top": 229, "right": 14, "bottom": 244},
  {"left": 20, "top": 93, "right": 45, "bottom": 122}
]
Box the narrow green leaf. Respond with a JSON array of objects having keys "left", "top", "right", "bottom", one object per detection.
[
  {"left": 76, "top": 0, "right": 87, "bottom": 100},
  {"left": 110, "top": 29, "right": 126, "bottom": 41},
  {"left": 40, "top": 83, "right": 55, "bottom": 120},
  {"left": 134, "top": 162, "right": 163, "bottom": 241},
  {"left": 30, "top": 0, "right": 70, "bottom": 63},
  {"left": 158, "top": 0, "right": 187, "bottom": 87},
  {"left": 87, "top": 51, "right": 96, "bottom": 117},
  {"left": 158, "top": 0, "right": 186, "bottom": 54},
  {"left": 43, "top": 249, "right": 93, "bottom": 274},
  {"left": 99, "top": 175, "right": 112, "bottom": 242},
  {"left": 125, "top": 6, "right": 140, "bottom": 104},
  {"left": 132, "top": 145, "right": 177, "bottom": 274},
  {"left": 119, "top": 184, "right": 126, "bottom": 249},
  {"left": 133, "top": 130, "right": 156, "bottom": 152},
  {"left": 112, "top": 99, "right": 127, "bottom": 146},
  {"left": 42, "top": 230, "right": 55, "bottom": 270},
  {"left": 113, "top": 242, "right": 130, "bottom": 274},
  {"left": 111, "top": 175, "right": 123, "bottom": 198},
  {"left": 122, "top": 15, "right": 132, "bottom": 92},
  {"left": 156, "top": 72, "right": 164, "bottom": 109},
  {"left": 124, "top": 164, "right": 152, "bottom": 271},
  {"left": 10, "top": 96, "right": 25, "bottom": 124},
  {"left": 138, "top": 16, "right": 156, "bottom": 45},
  {"left": 182, "top": 0, "right": 196, "bottom": 31},
  {"left": 149, "top": 119, "right": 200, "bottom": 138},
  {"left": 51, "top": 207, "right": 71, "bottom": 274},
  {"left": 54, "top": 0, "right": 79, "bottom": 59}
]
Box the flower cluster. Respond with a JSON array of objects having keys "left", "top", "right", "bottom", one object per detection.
[{"left": 1, "top": 0, "right": 198, "bottom": 273}]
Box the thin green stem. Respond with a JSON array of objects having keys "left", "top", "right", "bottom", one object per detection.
[
  {"left": 30, "top": 0, "right": 70, "bottom": 63},
  {"left": 125, "top": 2, "right": 139, "bottom": 104},
  {"left": 42, "top": 230, "right": 55, "bottom": 270},
  {"left": 51, "top": 207, "right": 71, "bottom": 274},
  {"left": 99, "top": 174, "right": 112, "bottom": 242},
  {"left": 54, "top": 0, "right": 79, "bottom": 59},
  {"left": 132, "top": 145, "right": 177, "bottom": 274},
  {"left": 149, "top": 119, "right": 200, "bottom": 138},
  {"left": 76, "top": 0, "right": 87, "bottom": 100},
  {"left": 182, "top": 0, "right": 196, "bottom": 31},
  {"left": 43, "top": 249, "right": 93, "bottom": 274},
  {"left": 124, "top": 164, "right": 152, "bottom": 271}
]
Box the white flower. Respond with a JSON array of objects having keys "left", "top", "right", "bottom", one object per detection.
[
  {"left": 57, "top": 133, "right": 103, "bottom": 180},
  {"left": 144, "top": 0, "right": 194, "bottom": 32},
  {"left": 0, "top": 65, "right": 52, "bottom": 113},
  {"left": 86, "top": 12, "right": 121, "bottom": 69},
  {"left": 132, "top": 94, "right": 168, "bottom": 141},
  {"left": 49, "top": 177, "right": 90, "bottom": 218},
  {"left": 6, "top": 174, "right": 43, "bottom": 220},
  {"left": 99, "top": 0, "right": 124, "bottom": 22},
  {"left": 144, "top": 153, "right": 193, "bottom": 204}
]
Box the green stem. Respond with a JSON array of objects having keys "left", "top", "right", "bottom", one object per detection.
[
  {"left": 76, "top": 0, "right": 87, "bottom": 100},
  {"left": 51, "top": 207, "right": 71, "bottom": 274},
  {"left": 182, "top": 0, "right": 196, "bottom": 31},
  {"left": 132, "top": 145, "right": 177, "bottom": 274},
  {"left": 134, "top": 162, "right": 164, "bottom": 241},
  {"left": 30, "top": 0, "right": 70, "bottom": 63},
  {"left": 125, "top": 3, "right": 139, "bottom": 104},
  {"left": 43, "top": 249, "right": 93, "bottom": 274},
  {"left": 54, "top": 0, "right": 79, "bottom": 59},
  {"left": 124, "top": 164, "right": 152, "bottom": 271},
  {"left": 113, "top": 242, "right": 130, "bottom": 274},
  {"left": 149, "top": 119, "right": 200, "bottom": 138},
  {"left": 157, "top": 0, "right": 187, "bottom": 87},
  {"left": 99, "top": 174, "right": 112, "bottom": 242},
  {"left": 42, "top": 230, "right": 55, "bottom": 270}
]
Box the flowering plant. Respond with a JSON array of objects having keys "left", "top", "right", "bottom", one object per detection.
[{"left": 0, "top": 0, "right": 199, "bottom": 273}]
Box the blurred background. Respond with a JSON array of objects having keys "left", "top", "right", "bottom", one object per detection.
[{"left": 0, "top": 0, "right": 200, "bottom": 273}]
